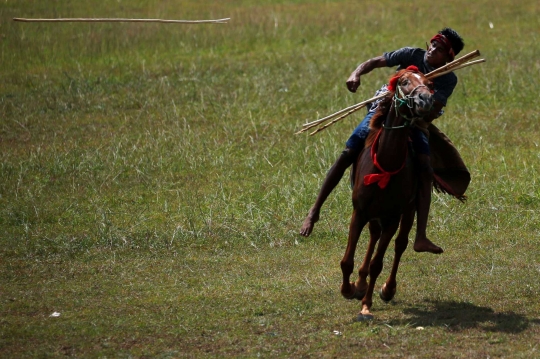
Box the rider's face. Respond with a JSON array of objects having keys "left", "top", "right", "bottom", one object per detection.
[{"left": 426, "top": 41, "right": 449, "bottom": 68}]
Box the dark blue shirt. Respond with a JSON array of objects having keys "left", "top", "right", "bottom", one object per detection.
[{"left": 383, "top": 47, "right": 457, "bottom": 106}]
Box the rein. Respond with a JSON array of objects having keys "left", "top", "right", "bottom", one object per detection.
[{"left": 363, "top": 128, "right": 408, "bottom": 189}]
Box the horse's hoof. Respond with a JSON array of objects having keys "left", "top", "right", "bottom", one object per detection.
[
  {"left": 355, "top": 313, "right": 374, "bottom": 322},
  {"left": 353, "top": 289, "right": 366, "bottom": 301},
  {"left": 341, "top": 284, "right": 356, "bottom": 300},
  {"left": 379, "top": 286, "right": 394, "bottom": 303},
  {"left": 342, "top": 282, "right": 364, "bottom": 300},
  {"left": 352, "top": 280, "right": 367, "bottom": 300}
]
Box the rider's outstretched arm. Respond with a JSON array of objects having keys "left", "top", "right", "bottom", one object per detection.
[{"left": 346, "top": 56, "right": 388, "bottom": 93}]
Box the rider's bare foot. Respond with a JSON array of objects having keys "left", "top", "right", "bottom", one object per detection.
[
  {"left": 413, "top": 237, "right": 444, "bottom": 254},
  {"left": 300, "top": 208, "right": 319, "bottom": 237}
]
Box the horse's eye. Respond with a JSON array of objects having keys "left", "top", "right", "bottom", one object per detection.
[{"left": 400, "top": 79, "right": 408, "bottom": 86}]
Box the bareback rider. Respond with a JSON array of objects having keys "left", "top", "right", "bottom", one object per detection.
[{"left": 300, "top": 28, "right": 465, "bottom": 254}]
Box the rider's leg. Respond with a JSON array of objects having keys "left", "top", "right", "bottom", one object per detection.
[
  {"left": 300, "top": 109, "right": 375, "bottom": 237},
  {"left": 299, "top": 148, "right": 356, "bottom": 237},
  {"left": 410, "top": 128, "right": 444, "bottom": 254}
]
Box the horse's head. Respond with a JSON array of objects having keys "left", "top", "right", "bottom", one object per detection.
[{"left": 388, "top": 66, "right": 434, "bottom": 119}]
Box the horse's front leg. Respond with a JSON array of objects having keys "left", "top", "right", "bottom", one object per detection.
[
  {"left": 359, "top": 218, "right": 400, "bottom": 320},
  {"left": 340, "top": 209, "right": 368, "bottom": 300},
  {"left": 380, "top": 203, "right": 415, "bottom": 302},
  {"left": 353, "top": 220, "right": 381, "bottom": 300}
]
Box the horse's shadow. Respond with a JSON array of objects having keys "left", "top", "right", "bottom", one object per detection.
[{"left": 386, "top": 299, "right": 540, "bottom": 333}]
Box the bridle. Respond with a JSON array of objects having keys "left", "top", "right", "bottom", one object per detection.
[{"left": 383, "top": 76, "right": 433, "bottom": 130}]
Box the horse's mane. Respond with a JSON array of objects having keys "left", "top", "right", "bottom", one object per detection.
[
  {"left": 364, "top": 68, "right": 413, "bottom": 148},
  {"left": 364, "top": 94, "right": 393, "bottom": 148}
]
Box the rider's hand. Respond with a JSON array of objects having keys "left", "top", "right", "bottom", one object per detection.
[{"left": 346, "top": 72, "right": 361, "bottom": 93}]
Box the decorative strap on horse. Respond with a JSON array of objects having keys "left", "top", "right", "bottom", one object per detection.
[{"left": 364, "top": 128, "right": 407, "bottom": 189}]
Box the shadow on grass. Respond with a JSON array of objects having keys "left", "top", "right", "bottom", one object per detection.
[{"left": 388, "top": 300, "right": 540, "bottom": 333}]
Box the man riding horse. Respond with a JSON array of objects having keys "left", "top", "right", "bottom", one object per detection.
[{"left": 300, "top": 28, "right": 465, "bottom": 253}]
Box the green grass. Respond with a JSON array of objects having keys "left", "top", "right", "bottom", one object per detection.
[{"left": 1, "top": 0, "right": 540, "bottom": 357}]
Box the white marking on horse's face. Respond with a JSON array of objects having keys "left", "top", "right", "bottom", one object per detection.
[{"left": 412, "top": 73, "right": 422, "bottom": 81}]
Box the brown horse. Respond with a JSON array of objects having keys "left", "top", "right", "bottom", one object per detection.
[{"left": 339, "top": 67, "right": 435, "bottom": 320}]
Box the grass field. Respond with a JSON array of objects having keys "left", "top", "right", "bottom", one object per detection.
[{"left": 1, "top": 0, "right": 540, "bottom": 357}]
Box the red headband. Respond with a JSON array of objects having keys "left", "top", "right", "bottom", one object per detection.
[
  {"left": 430, "top": 34, "right": 455, "bottom": 61},
  {"left": 387, "top": 65, "right": 420, "bottom": 92}
]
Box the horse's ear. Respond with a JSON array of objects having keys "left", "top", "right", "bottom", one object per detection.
[{"left": 388, "top": 65, "right": 421, "bottom": 91}]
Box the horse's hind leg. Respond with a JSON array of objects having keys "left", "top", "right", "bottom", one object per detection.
[
  {"left": 340, "top": 209, "right": 368, "bottom": 300},
  {"left": 359, "top": 219, "right": 400, "bottom": 320},
  {"left": 380, "top": 204, "right": 415, "bottom": 302},
  {"left": 352, "top": 220, "right": 381, "bottom": 300}
]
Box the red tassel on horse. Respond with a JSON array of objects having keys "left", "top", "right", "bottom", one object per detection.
[
  {"left": 387, "top": 66, "right": 420, "bottom": 92},
  {"left": 364, "top": 173, "right": 392, "bottom": 189}
]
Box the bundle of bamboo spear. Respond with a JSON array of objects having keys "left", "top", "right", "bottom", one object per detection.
[{"left": 296, "top": 50, "right": 485, "bottom": 136}]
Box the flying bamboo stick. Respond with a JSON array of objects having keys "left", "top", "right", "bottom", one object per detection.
[
  {"left": 13, "top": 17, "right": 230, "bottom": 24},
  {"left": 297, "top": 50, "right": 484, "bottom": 136}
]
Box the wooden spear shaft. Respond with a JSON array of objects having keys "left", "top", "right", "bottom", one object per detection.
[
  {"left": 13, "top": 17, "right": 230, "bottom": 24},
  {"left": 428, "top": 59, "right": 486, "bottom": 78},
  {"left": 298, "top": 93, "right": 387, "bottom": 133},
  {"left": 300, "top": 102, "right": 366, "bottom": 129},
  {"left": 425, "top": 49, "right": 480, "bottom": 79},
  {"left": 309, "top": 102, "right": 370, "bottom": 136}
]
